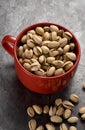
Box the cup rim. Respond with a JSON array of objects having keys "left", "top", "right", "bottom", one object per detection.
[{"left": 14, "top": 22, "right": 81, "bottom": 79}]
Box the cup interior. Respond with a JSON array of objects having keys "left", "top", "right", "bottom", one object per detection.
[{"left": 14, "top": 23, "right": 81, "bottom": 79}]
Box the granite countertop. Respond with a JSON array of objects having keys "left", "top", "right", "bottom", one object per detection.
[{"left": 0, "top": 0, "right": 85, "bottom": 129}]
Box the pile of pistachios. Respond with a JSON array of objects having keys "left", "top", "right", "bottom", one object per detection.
[
  {"left": 27, "top": 93, "right": 85, "bottom": 130},
  {"left": 17, "top": 25, "right": 76, "bottom": 77}
]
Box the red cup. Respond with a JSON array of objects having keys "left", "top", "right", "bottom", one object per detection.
[{"left": 2, "top": 23, "right": 81, "bottom": 94}]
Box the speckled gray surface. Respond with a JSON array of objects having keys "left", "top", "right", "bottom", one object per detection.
[{"left": 0, "top": 0, "right": 85, "bottom": 130}]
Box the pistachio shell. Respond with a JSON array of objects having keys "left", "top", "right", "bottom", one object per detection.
[
  {"left": 35, "top": 27, "right": 44, "bottom": 36},
  {"left": 55, "top": 68, "right": 65, "bottom": 76},
  {"left": 63, "top": 45, "right": 70, "bottom": 53},
  {"left": 46, "top": 57, "right": 55, "bottom": 64},
  {"left": 32, "top": 34, "right": 42, "bottom": 44},
  {"left": 45, "top": 123, "right": 55, "bottom": 130},
  {"left": 39, "top": 55, "right": 46, "bottom": 63},
  {"left": 63, "top": 31, "right": 73, "bottom": 40},
  {"left": 63, "top": 100, "right": 74, "bottom": 110},
  {"left": 50, "top": 115, "right": 63, "bottom": 123},
  {"left": 49, "top": 49, "right": 59, "bottom": 57},
  {"left": 50, "top": 25, "right": 59, "bottom": 32},
  {"left": 21, "top": 35, "right": 27, "bottom": 43},
  {"left": 41, "top": 45, "right": 49, "bottom": 54},
  {"left": 79, "top": 106, "right": 85, "bottom": 114},
  {"left": 23, "top": 63, "right": 31, "bottom": 71},
  {"left": 59, "top": 38, "right": 68, "bottom": 47},
  {"left": 51, "top": 31, "right": 57, "bottom": 41},
  {"left": 69, "top": 126, "right": 77, "bottom": 130},
  {"left": 66, "top": 52, "right": 76, "bottom": 61},
  {"left": 33, "top": 105, "right": 42, "bottom": 115},
  {"left": 28, "top": 119, "right": 37, "bottom": 130},
  {"left": 63, "top": 61, "right": 73, "bottom": 71},
  {"left": 47, "top": 41, "right": 60, "bottom": 49},
  {"left": 43, "top": 26, "right": 50, "bottom": 32},
  {"left": 46, "top": 66, "right": 56, "bottom": 76},
  {"left": 43, "top": 32, "right": 50, "bottom": 40},
  {"left": 52, "top": 60, "right": 64, "bottom": 68},
  {"left": 60, "top": 123, "right": 68, "bottom": 130},
  {"left": 63, "top": 109, "right": 72, "bottom": 119},
  {"left": 67, "top": 117, "right": 78, "bottom": 123},
  {"left": 69, "top": 94, "right": 79, "bottom": 103}
]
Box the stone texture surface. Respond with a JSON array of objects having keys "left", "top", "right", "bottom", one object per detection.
[{"left": 0, "top": 0, "right": 85, "bottom": 129}]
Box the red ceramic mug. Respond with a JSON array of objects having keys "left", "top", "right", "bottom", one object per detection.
[{"left": 2, "top": 23, "right": 81, "bottom": 94}]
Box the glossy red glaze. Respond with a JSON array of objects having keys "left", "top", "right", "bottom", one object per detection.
[{"left": 2, "top": 23, "right": 81, "bottom": 94}]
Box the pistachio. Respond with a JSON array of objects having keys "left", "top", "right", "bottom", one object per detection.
[
  {"left": 69, "top": 94, "right": 79, "bottom": 103},
  {"left": 19, "top": 58, "right": 23, "bottom": 64},
  {"left": 49, "top": 106, "right": 56, "bottom": 116},
  {"left": 49, "top": 49, "right": 59, "bottom": 57},
  {"left": 27, "top": 39, "right": 35, "bottom": 48},
  {"left": 35, "top": 27, "right": 44, "bottom": 36},
  {"left": 21, "top": 35, "right": 27, "bottom": 43},
  {"left": 55, "top": 68, "right": 65, "bottom": 76},
  {"left": 63, "top": 45, "right": 70, "bottom": 53},
  {"left": 39, "top": 55, "right": 46, "bottom": 64},
  {"left": 36, "top": 125, "right": 44, "bottom": 130},
  {"left": 63, "top": 61, "right": 73, "bottom": 71},
  {"left": 57, "top": 29, "right": 64, "bottom": 36},
  {"left": 67, "top": 116, "right": 78, "bottom": 123},
  {"left": 41, "top": 46, "right": 49, "bottom": 54},
  {"left": 24, "top": 49, "right": 33, "bottom": 59},
  {"left": 63, "top": 100, "right": 74, "bottom": 110},
  {"left": 43, "top": 105, "right": 49, "bottom": 114},
  {"left": 59, "top": 38, "right": 68, "bottom": 47},
  {"left": 70, "top": 43, "right": 75, "bottom": 51},
  {"left": 51, "top": 31, "right": 57, "bottom": 41},
  {"left": 47, "top": 41, "right": 60, "bottom": 49},
  {"left": 33, "top": 105, "right": 42, "bottom": 115},
  {"left": 46, "top": 66, "right": 56, "bottom": 76},
  {"left": 43, "top": 32, "right": 50, "bottom": 40},
  {"left": 79, "top": 106, "right": 85, "bottom": 114},
  {"left": 32, "top": 34, "right": 42, "bottom": 44},
  {"left": 45, "top": 123, "right": 55, "bottom": 130},
  {"left": 63, "top": 109, "right": 72, "bottom": 119},
  {"left": 42, "top": 40, "right": 51, "bottom": 46},
  {"left": 46, "top": 57, "right": 55, "bottom": 64},
  {"left": 81, "top": 114, "right": 85, "bottom": 120},
  {"left": 52, "top": 60, "right": 64, "bottom": 68},
  {"left": 50, "top": 25, "right": 59, "bottom": 32},
  {"left": 35, "top": 69, "right": 45, "bottom": 76},
  {"left": 56, "top": 106, "right": 64, "bottom": 116},
  {"left": 82, "top": 82, "right": 85, "bottom": 89},
  {"left": 27, "top": 107, "right": 35, "bottom": 117},
  {"left": 28, "top": 30, "right": 36, "bottom": 35},
  {"left": 55, "top": 98, "right": 63, "bottom": 106},
  {"left": 33, "top": 46, "right": 42, "bottom": 56},
  {"left": 63, "top": 31, "right": 73, "bottom": 40},
  {"left": 58, "top": 47, "right": 63, "bottom": 55},
  {"left": 23, "top": 44, "right": 28, "bottom": 50},
  {"left": 69, "top": 126, "right": 77, "bottom": 130},
  {"left": 60, "top": 123, "right": 68, "bottom": 130},
  {"left": 43, "top": 26, "right": 50, "bottom": 32},
  {"left": 50, "top": 115, "right": 63, "bottom": 123},
  {"left": 66, "top": 52, "right": 76, "bottom": 61},
  {"left": 23, "top": 63, "right": 31, "bottom": 71},
  {"left": 18, "top": 46, "right": 24, "bottom": 57},
  {"left": 27, "top": 33, "right": 33, "bottom": 39},
  {"left": 31, "top": 62, "right": 41, "bottom": 71},
  {"left": 28, "top": 119, "right": 37, "bottom": 130}
]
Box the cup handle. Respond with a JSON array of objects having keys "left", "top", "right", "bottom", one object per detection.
[{"left": 2, "top": 35, "right": 16, "bottom": 57}]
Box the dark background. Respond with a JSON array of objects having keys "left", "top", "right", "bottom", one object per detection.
[{"left": 0, "top": 0, "right": 85, "bottom": 129}]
